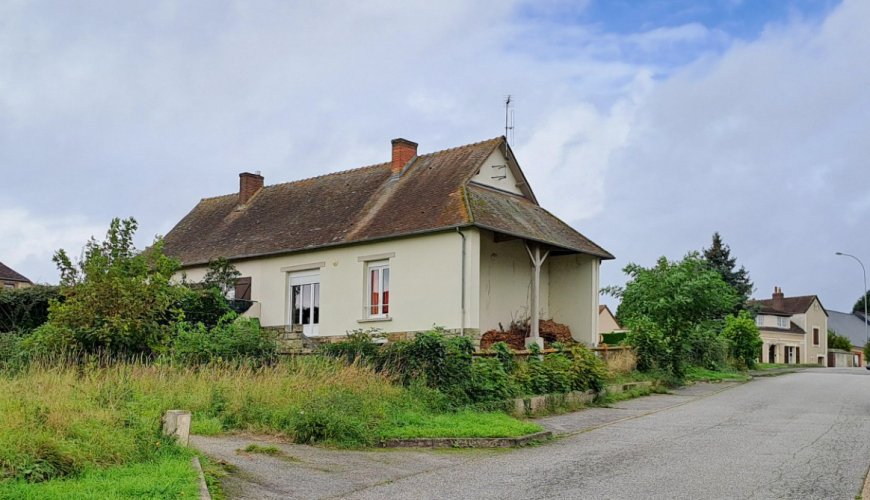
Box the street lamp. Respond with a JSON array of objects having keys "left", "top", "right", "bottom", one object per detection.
[{"left": 835, "top": 252, "right": 869, "bottom": 361}]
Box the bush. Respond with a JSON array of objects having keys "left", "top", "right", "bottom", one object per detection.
[
  {"left": 828, "top": 330, "right": 853, "bottom": 351},
  {"left": 567, "top": 345, "right": 608, "bottom": 393},
  {"left": 0, "top": 285, "right": 59, "bottom": 333},
  {"left": 625, "top": 316, "right": 669, "bottom": 372},
  {"left": 467, "top": 357, "right": 516, "bottom": 403},
  {"left": 722, "top": 311, "right": 763, "bottom": 369},
  {"left": 171, "top": 316, "right": 277, "bottom": 365},
  {"left": 686, "top": 322, "right": 728, "bottom": 370},
  {"left": 318, "top": 329, "right": 383, "bottom": 364},
  {"left": 175, "top": 287, "right": 233, "bottom": 330}
]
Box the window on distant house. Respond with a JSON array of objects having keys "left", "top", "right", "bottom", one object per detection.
[
  {"left": 777, "top": 316, "right": 789, "bottom": 328},
  {"left": 3, "top": 282, "right": 13, "bottom": 289},
  {"left": 366, "top": 261, "right": 390, "bottom": 318},
  {"left": 813, "top": 327, "right": 819, "bottom": 345},
  {"left": 755, "top": 315, "right": 764, "bottom": 327}
]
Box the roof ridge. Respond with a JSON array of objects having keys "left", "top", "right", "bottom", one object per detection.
[
  {"left": 197, "top": 162, "right": 391, "bottom": 202},
  {"left": 416, "top": 136, "right": 503, "bottom": 159}
]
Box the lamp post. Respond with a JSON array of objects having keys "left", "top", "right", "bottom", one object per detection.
[{"left": 835, "top": 252, "right": 868, "bottom": 359}]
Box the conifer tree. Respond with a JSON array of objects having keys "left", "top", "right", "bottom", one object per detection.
[{"left": 703, "top": 232, "right": 753, "bottom": 307}]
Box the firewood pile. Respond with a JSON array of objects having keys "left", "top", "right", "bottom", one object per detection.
[{"left": 479, "top": 320, "right": 573, "bottom": 350}]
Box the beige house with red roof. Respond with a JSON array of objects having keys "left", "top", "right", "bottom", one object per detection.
[
  {"left": 748, "top": 287, "right": 828, "bottom": 366},
  {"left": 0, "top": 262, "right": 31, "bottom": 290},
  {"left": 163, "top": 137, "right": 613, "bottom": 348}
]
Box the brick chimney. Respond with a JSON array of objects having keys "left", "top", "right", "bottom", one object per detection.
[
  {"left": 391, "top": 138, "right": 417, "bottom": 174},
  {"left": 772, "top": 286, "right": 784, "bottom": 310},
  {"left": 239, "top": 172, "right": 264, "bottom": 205}
]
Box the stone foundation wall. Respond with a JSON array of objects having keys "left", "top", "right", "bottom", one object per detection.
[{"left": 267, "top": 326, "right": 482, "bottom": 355}]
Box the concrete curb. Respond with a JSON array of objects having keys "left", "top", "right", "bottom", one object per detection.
[
  {"left": 379, "top": 430, "right": 552, "bottom": 448},
  {"left": 191, "top": 456, "right": 212, "bottom": 500},
  {"left": 748, "top": 368, "right": 804, "bottom": 378}
]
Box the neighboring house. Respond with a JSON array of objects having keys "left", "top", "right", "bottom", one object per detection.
[
  {"left": 827, "top": 310, "right": 868, "bottom": 366},
  {"left": 0, "top": 261, "right": 31, "bottom": 290},
  {"left": 163, "top": 137, "right": 613, "bottom": 348},
  {"left": 748, "top": 287, "right": 828, "bottom": 365},
  {"left": 597, "top": 304, "right": 628, "bottom": 343}
]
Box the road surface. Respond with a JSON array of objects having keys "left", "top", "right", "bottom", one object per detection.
[{"left": 195, "top": 368, "right": 870, "bottom": 499}]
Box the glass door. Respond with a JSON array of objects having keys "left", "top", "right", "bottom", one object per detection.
[{"left": 289, "top": 271, "right": 319, "bottom": 336}]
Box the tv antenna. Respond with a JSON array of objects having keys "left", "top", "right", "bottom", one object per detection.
[{"left": 504, "top": 95, "right": 515, "bottom": 144}]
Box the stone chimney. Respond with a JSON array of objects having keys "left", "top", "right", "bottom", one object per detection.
[
  {"left": 239, "top": 171, "right": 264, "bottom": 205},
  {"left": 772, "top": 286, "right": 784, "bottom": 310},
  {"left": 391, "top": 138, "right": 417, "bottom": 174}
]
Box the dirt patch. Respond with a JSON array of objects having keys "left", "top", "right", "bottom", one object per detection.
[{"left": 479, "top": 320, "right": 573, "bottom": 350}]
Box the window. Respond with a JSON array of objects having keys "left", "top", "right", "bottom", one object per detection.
[
  {"left": 813, "top": 327, "right": 819, "bottom": 345},
  {"left": 755, "top": 315, "right": 764, "bottom": 327},
  {"left": 288, "top": 271, "right": 319, "bottom": 335},
  {"left": 366, "top": 261, "right": 390, "bottom": 318},
  {"left": 777, "top": 316, "right": 789, "bottom": 328}
]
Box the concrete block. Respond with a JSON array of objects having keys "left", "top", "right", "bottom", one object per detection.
[{"left": 163, "top": 410, "right": 191, "bottom": 446}]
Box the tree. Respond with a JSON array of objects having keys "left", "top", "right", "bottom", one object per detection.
[
  {"left": 864, "top": 341, "right": 870, "bottom": 367},
  {"left": 721, "top": 311, "right": 763, "bottom": 369},
  {"left": 828, "top": 330, "right": 853, "bottom": 351},
  {"left": 29, "top": 217, "right": 184, "bottom": 355},
  {"left": 853, "top": 291, "right": 870, "bottom": 315},
  {"left": 202, "top": 257, "right": 241, "bottom": 298},
  {"left": 614, "top": 253, "right": 740, "bottom": 377},
  {"left": 703, "top": 232, "right": 753, "bottom": 307}
]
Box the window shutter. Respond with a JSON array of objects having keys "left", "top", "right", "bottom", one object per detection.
[{"left": 235, "top": 277, "right": 252, "bottom": 300}]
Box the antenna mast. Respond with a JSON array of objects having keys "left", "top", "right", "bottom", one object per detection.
[{"left": 504, "top": 95, "right": 514, "bottom": 144}]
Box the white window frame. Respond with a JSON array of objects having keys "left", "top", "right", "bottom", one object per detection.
[
  {"left": 755, "top": 315, "right": 764, "bottom": 327},
  {"left": 287, "top": 269, "right": 320, "bottom": 335},
  {"left": 365, "top": 260, "right": 390, "bottom": 319},
  {"left": 777, "top": 316, "right": 789, "bottom": 329}
]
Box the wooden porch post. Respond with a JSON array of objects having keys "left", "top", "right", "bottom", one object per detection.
[{"left": 525, "top": 242, "right": 550, "bottom": 350}]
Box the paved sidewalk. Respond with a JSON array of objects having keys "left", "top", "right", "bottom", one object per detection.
[
  {"left": 535, "top": 381, "right": 741, "bottom": 435},
  {"left": 193, "top": 381, "right": 742, "bottom": 499}
]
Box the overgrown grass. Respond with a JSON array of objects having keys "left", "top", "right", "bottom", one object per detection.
[
  {"left": 0, "top": 451, "right": 199, "bottom": 499},
  {"left": 0, "top": 356, "right": 537, "bottom": 489},
  {"left": 382, "top": 410, "right": 541, "bottom": 439},
  {"left": 684, "top": 366, "right": 749, "bottom": 382}
]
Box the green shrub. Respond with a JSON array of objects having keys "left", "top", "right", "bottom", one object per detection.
[
  {"left": 722, "top": 311, "right": 763, "bottom": 369},
  {"left": 490, "top": 342, "right": 516, "bottom": 373},
  {"left": 567, "top": 345, "right": 607, "bottom": 392},
  {"left": 175, "top": 287, "right": 233, "bottom": 330},
  {"left": 828, "top": 330, "right": 853, "bottom": 351},
  {"left": 625, "top": 316, "right": 669, "bottom": 372},
  {"left": 467, "top": 357, "right": 516, "bottom": 403},
  {"left": 686, "top": 322, "right": 728, "bottom": 370},
  {"left": 0, "top": 285, "right": 59, "bottom": 334},
  {"left": 318, "top": 328, "right": 383, "bottom": 364},
  {"left": 171, "top": 316, "right": 276, "bottom": 365}
]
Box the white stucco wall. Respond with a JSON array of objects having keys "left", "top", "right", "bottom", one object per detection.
[
  {"left": 478, "top": 230, "right": 548, "bottom": 332},
  {"left": 469, "top": 149, "right": 524, "bottom": 195},
  {"left": 181, "top": 230, "right": 479, "bottom": 336},
  {"left": 549, "top": 253, "right": 600, "bottom": 345}
]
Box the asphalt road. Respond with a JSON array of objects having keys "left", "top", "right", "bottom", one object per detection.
[{"left": 195, "top": 368, "right": 870, "bottom": 499}]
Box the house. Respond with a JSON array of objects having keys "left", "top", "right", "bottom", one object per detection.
[
  {"left": 598, "top": 304, "right": 627, "bottom": 344},
  {"left": 0, "top": 261, "right": 31, "bottom": 290},
  {"left": 748, "top": 287, "right": 828, "bottom": 365},
  {"left": 162, "top": 137, "right": 613, "bottom": 349},
  {"left": 827, "top": 310, "right": 867, "bottom": 366}
]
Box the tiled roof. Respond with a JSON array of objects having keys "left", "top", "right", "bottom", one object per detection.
[
  {"left": 0, "top": 261, "right": 30, "bottom": 283},
  {"left": 828, "top": 310, "right": 868, "bottom": 347},
  {"left": 163, "top": 137, "right": 612, "bottom": 266},
  {"left": 748, "top": 295, "right": 824, "bottom": 316}
]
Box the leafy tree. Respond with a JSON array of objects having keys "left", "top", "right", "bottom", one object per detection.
[
  {"left": 203, "top": 257, "right": 241, "bottom": 298},
  {"left": 703, "top": 232, "right": 753, "bottom": 307},
  {"left": 615, "top": 253, "right": 740, "bottom": 377},
  {"left": 853, "top": 291, "right": 870, "bottom": 315},
  {"left": 864, "top": 341, "right": 870, "bottom": 366},
  {"left": 29, "top": 217, "right": 184, "bottom": 356},
  {"left": 721, "top": 311, "right": 763, "bottom": 369},
  {"left": 828, "top": 330, "right": 854, "bottom": 351}
]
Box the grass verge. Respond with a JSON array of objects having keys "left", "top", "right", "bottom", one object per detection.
[
  {"left": 381, "top": 409, "right": 541, "bottom": 439},
  {"left": 0, "top": 451, "right": 199, "bottom": 500},
  {"left": 684, "top": 366, "right": 749, "bottom": 382}
]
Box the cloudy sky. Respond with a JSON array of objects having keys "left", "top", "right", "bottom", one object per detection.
[{"left": 1, "top": 0, "right": 867, "bottom": 312}]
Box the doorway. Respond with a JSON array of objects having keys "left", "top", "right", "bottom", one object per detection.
[{"left": 289, "top": 270, "right": 320, "bottom": 336}]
